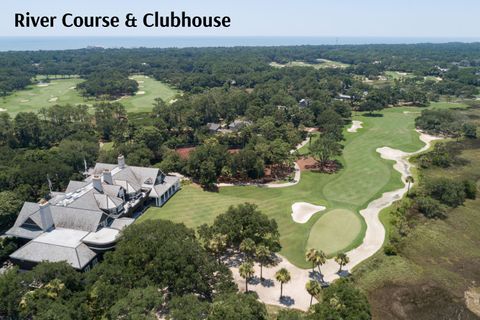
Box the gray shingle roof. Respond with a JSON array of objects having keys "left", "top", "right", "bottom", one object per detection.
[
  {"left": 10, "top": 242, "right": 95, "bottom": 269},
  {"left": 65, "top": 181, "right": 89, "bottom": 193}
]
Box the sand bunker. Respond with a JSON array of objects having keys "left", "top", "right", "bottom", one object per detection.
[
  {"left": 37, "top": 83, "right": 49, "bottom": 87},
  {"left": 137, "top": 80, "right": 144, "bottom": 84},
  {"left": 169, "top": 99, "right": 178, "bottom": 104},
  {"left": 48, "top": 97, "right": 58, "bottom": 102},
  {"left": 136, "top": 91, "right": 146, "bottom": 95},
  {"left": 347, "top": 120, "right": 363, "bottom": 133},
  {"left": 0, "top": 108, "right": 7, "bottom": 112},
  {"left": 20, "top": 99, "right": 29, "bottom": 103},
  {"left": 291, "top": 202, "right": 326, "bottom": 223},
  {"left": 69, "top": 86, "right": 75, "bottom": 90}
]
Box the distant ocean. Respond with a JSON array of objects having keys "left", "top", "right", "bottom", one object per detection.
[{"left": 0, "top": 36, "right": 479, "bottom": 51}]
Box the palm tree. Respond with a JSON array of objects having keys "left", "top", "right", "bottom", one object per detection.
[
  {"left": 255, "top": 244, "right": 271, "bottom": 281},
  {"left": 305, "top": 280, "right": 321, "bottom": 307},
  {"left": 208, "top": 233, "right": 227, "bottom": 264},
  {"left": 335, "top": 252, "right": 350, "bottom": 273},
  {"left": 275, "top": 268, "right": 291, "bottom": 299},
  {"left": 406, "top": 176, "right": 414, "bottom": 195},
  {"left": 314, "top": 250, "right": 327, "bottom": 276},
  {"left": 305, "top": 248, "right": 318, "bottom": 273},
  {"left": 239, "top": 261, "right": 254, "bottom": 292},
  {"left": 240, "top": 238, "right": 256, "bottom": 261},
  {"left": 305, "top": 249, "right": 327, "bottom": 276}
]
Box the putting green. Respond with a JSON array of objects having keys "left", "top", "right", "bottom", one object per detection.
[
  {"left": 306, "top": 209, "right": 362, "bottom": 256},
  {"left": 0, "top": 75, "right": 180, "bottom": 115}
]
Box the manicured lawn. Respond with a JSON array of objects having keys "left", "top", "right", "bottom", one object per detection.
[
  {"left": 140, "top": 106, "right": 431, "bottom": 268},
  {"left": 122, "top": 75, "right": 180, "bottom": 113},
  {"left": 306, "top": 209, "right": 362, "bottom": 256},
  {"left": 0, "top": 78, "right": 85, "bottom": 115},
  {"left": 0, "top": 75, "right": 180, "bottom": 115}
]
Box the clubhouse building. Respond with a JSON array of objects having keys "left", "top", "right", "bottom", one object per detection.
[{"left": 5, "top": 155, "right": 180, "bottom": 271}]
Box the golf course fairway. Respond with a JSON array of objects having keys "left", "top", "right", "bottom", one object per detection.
[{"left": 139, "top": 103, "right": 462, "bottom": 268}]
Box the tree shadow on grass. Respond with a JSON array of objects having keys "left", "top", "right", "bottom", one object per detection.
[{"left": 363, "top": 112, "right": 384, "bottom": 117}]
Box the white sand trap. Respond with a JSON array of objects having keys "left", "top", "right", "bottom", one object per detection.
[
  {"left": 48, "top": 97, "right": 58, "bottom": 102},
  {"left": 20, "top": 99, "right": 29, "bottom": 103},
  {"left": 347, "top": 120, "right": 363, "bottom": 133},
  {"left": 37, "top": 83, "right": 49, "bottom": 87},
  {"left": 291, "top": 202, "right": 326, "bottom": 223},
  {"left": 169, "top": 99, "right": 178, "bottom": 104},
  {"left": 137, "top": 80, "right": 144, "bottom": 84},
  {"left": 0, "top": 108, "right": 7, "bottom": 112},
  {"left": 403, "top": 111, "right": 420, "bottom": 114},
  {"left": 69, "top": 86, "right": 75, "bottom": 90},
  {"left": 136, "top": 91, "right": 145, "bottom": 95}
]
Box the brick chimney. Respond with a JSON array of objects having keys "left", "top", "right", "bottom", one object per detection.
[{"left": 38, "top": 199, "right": 54, "bottom": 231}]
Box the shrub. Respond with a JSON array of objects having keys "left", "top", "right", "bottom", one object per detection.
[
  {"left": 463, "top": 122, "right": 477, "bottom": 139},
  {"left": 424, "top": 178, "right": 466, "bottom": 207},
  {"left": 383, "top": 244, "right": 398, "bottom": 256},
  {"left": 464, "top": 180, "right": 478, "bottom": 200},
  {"left": 415, "top": 196, "right": 447, "bottom": 219}
]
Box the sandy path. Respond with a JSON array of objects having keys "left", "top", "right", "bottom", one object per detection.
[
  {"left": 347, "top": 120, "right": 363, "bottom": 133},
  {"left": 230, "top": 131, "right": 442, "bottom": 311}
]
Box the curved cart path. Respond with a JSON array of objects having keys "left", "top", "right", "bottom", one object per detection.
[{"left": 231, "top": 131, "right": 442, "bottom": 311}]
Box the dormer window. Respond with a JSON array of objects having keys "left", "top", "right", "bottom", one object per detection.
[{"left": 144, "top": 178, "right": 153, "bottom": 185}]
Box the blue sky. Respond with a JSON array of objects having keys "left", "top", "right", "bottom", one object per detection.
[{"left": 1, "top": 0, "right": 479, "bottom": 38}]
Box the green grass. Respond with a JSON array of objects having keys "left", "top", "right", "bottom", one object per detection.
[
  {"left": 140, "top": 106, "right": 431, "bottom": 268},
  {"left": 306, "top": 209, "right": 362, "bottom": 256},
  {"left": 121, "top": 75, "right": 180, "bottom": 113},
  {"left": 100, "top": 142, "right": 114, "bottom": 151},
  {"left": 0, "top": 78, "right": 86, "bottom": 115},
  {"left": 0, "top": 75, "right": 180, "bottom": 115}
]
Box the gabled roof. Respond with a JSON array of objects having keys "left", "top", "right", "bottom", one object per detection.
[
  {"left": 102, "top": 184, "right": 122, "bottom": 198},
  {"left": 65, "top": 181, "right": 89, "bottom": 193},
  {"left": 151, "top": 175, "right": 180, "bottom": 198},
  {"left": 50, "top": 206, "right": 105, "bottom": 232},
  {"left": 94, "top": 193, "right": 123, "bottom": 211},
  {"left": 67, "top": 189, "right": 104, "bottom": 212}
]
